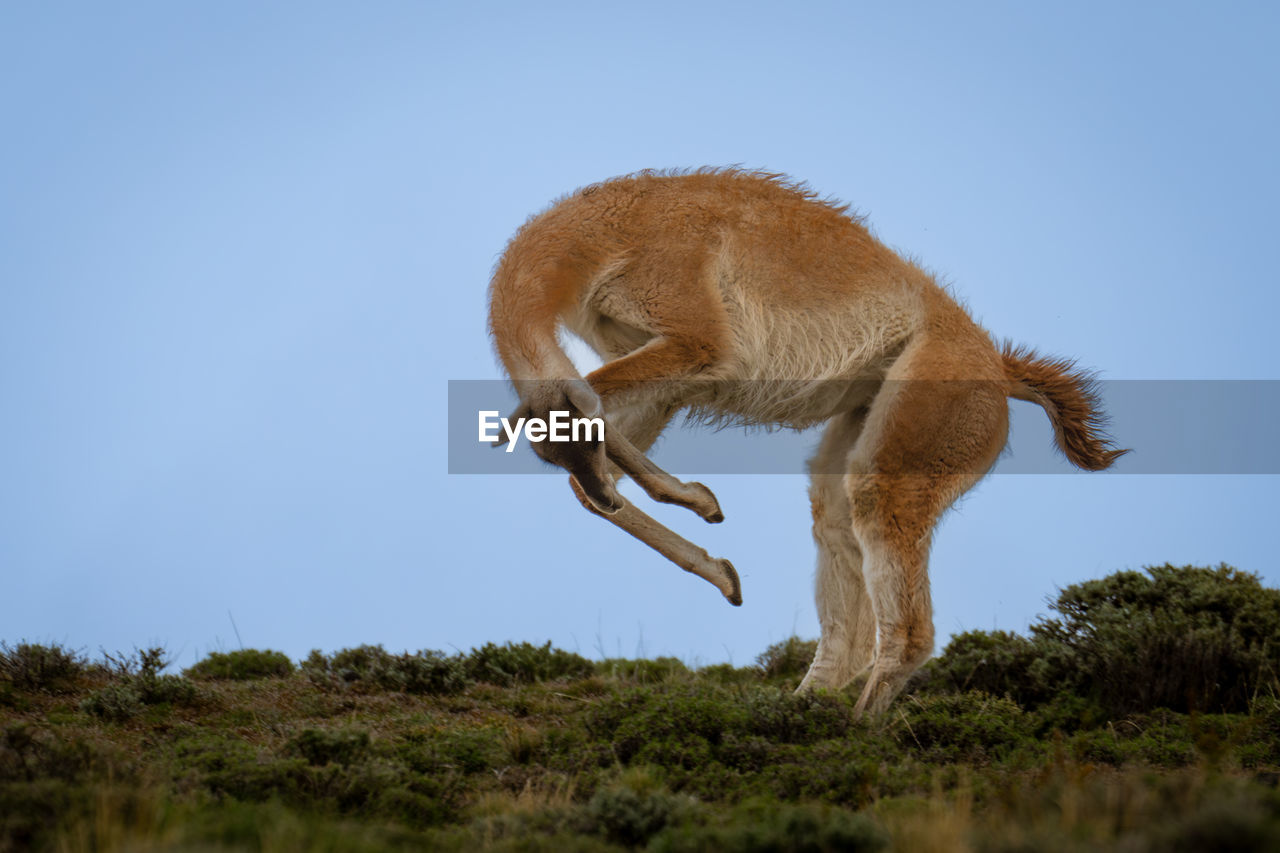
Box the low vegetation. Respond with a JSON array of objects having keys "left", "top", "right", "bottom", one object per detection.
[{"left": 4, "top": 564, "right": 1280, "bottom": 851}]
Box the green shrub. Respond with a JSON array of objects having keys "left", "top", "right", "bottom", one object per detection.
[
  {"left": 143, "top": 674, "right": 200, "bottom": 706},
  {"left": 741, "top": 688, "right": 854, "bottom": 744},
  {"left": 397, "top": 729, "right": 506, "bottom": 776},
  {"left": 202, "top": 754, "right": 311, "bottom": 804},
  {"left": 0, "top": 642, "right": 85, "bottom": 693},
  {"left": 304, "top": 641, "right": 592, "bottom": 692},
  {"left": 318, "top": 645, "right": 397, "bottom": 684},
  {"left": 393, "top": 651, "right": 469, "bottom": 694},
  {"left": 587, "top": 683, "right": 858, "bottom": 782},
  {"left": 466, "top": 641, "right": 594, "bottom": 686},
  {"left": 0, "top": 725, "right": 104, "bottom": 851},
  {"left": 172, "top": 733, "right": 258, "bottom": 775},
  {"left": 1149, "top": 786, "right": 1280, "bottom": 852},
  {"left": 755, "top": 637, "right": 818, "bottom": 681},
  {"left": 922, "top": 565, "right": 1280, "bottom": 718},
  {"left": 184, "top": 732, "right": 412, "bottom": 814},
  {"left": 132, "top": 649, "right": 201, "bottom": 707},
  {"left": 597, "top": 656, "right": 690, "bottom": 683},
  {"left": 98, "top": 646, "right": 166, "bottom": 678},
  {"left": 893, "top": 692, "right": 1032, "bottom": 762},
  {"left": 436, "top": 729, "right": 506, "bottom": 775},
  {"left": 582, "top": 785, "right": 700, "bottom": 848},
  {"left": 186, "top": 649, "right": 295, "bottom": 681},
  {"left": 300, "top": 650, "right": 333, "bottom": 687},
  {"left": 80, "top": 684, "right": 145, "bottom": 722},
  {"left": 81, "top": 647, "right": 201, "bottom": 718},
  {"left": 289, "top": 728, "right": 371, "bottom": 766},
  {"left": 919, "top": 630, "right": 1060, "bottom": 707},
  {"left": 760, "top": 741, "right": 881, "bottom": 806},
  {"left": 589, "top": 685, "right": 748, "bottom": 765},
  {"left": 652, "top": 799, "right": 887, "bottom": 852},
  {"left": 1, "top": 723, "right": 96, "bottom": 784},
  {"left": 1034, "top": 564, "right": 1280, "bottom": 715},
  {"left": 302, "top": 645, "right": 469, "bottom": 695},
  {"left": 697, "top": 663, "right": 762, "bottom": 685}
]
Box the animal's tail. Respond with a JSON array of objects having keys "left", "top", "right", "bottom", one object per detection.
[{"left": 1001, "top": 342, "right": 1129, "bottom": 471}]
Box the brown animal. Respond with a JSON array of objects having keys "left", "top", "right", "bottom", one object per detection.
[{"left": 487, "top": 169, "right": 1125, "bottom": 717}]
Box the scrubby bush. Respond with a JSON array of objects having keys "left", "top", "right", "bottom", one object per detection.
[
  {"left": 923, "top": 564, "right": 1280, "bottom": 718},
  {"left": 589, "top": 685, "right": 749, "bottom": 765},
  {"left": 330, "top": 645, "right": 396, "bottom": 677},
  {"left": 301, "top": 645, "right": 469, "bottom": 695},
  {"left": 397, "top": 728, "right": 507, "bottom": 776},
  {"left": 139, "top": 674, "right": 200, "bottom": 707},
  {"left": 741, "top": 688, "right": 854, "bottom": 744},
  {"left": 920, "top": 630, "right": 1058, "bottom": 707},
  {"left": 289, "top": 728, "right": 371, "bottom": 766},
  {"left": 131, "top": 648, "right": 201, "bottom": 707},
  {"left": 392, "top": 650, "right": 470, "bottom": 695},
  {"left": 652, "top": 799, "right": 887, "bottom": 852},
  {"left": 0, "top": 642, "right": 85, "bottom": 693},
  {"left": 186, "top": 649, "right": 294, "bottom": 681},
  {"left": 893, "top": 692, "right": 1032, "bottom": 762},
  {"left": 597, "top": 656, "right": 690, "bottom": 683},
  {"left": 582, "top": 784, "right": 700, "bottom": 848},
  {"left": 0, "top": 724, "right": 104, "bottom": 849},
  {"left": 1148, "top": 786, "right": 1280, "bottom": 852},
  {"left": 1035, "top": 564, "right": 1280, "bottom": 715},
  {"left": 465, "top": 641, "right": 594, "bottom": 686},
  {"left": 81, "top": 647, "right": 201, "bottom": 719},
  {"left": 300, "top": 649, "right": 341, "bottom": 687},
  {"left": 80, "top": 684, "right": 145, "bottom": 722},
  {"left": 0, "top": 723, "right": 96, "bottom": 785},
  {"left": 587, "top": 683, "right": 860, "bottom": 784},
  {"left": 755, "top": 637, "right": 818, "bottom": 681},
  {"left": 697, "top": 663, "right": 763, "bottom": 685}
]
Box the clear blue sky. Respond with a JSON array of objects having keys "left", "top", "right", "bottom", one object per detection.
[{"left": 2, "top": 3, "right": 1276, "bottom": 669}]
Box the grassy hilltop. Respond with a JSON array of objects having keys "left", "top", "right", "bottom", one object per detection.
[{"left": 4, "top": 564, "right": 1280, "bottom": 851}]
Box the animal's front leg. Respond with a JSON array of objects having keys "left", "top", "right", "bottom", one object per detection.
[
  {"left": 585, "top": 334, "right": 728, "bottom": 523},
  {"left": 568, "top": 476, "right": 741, "bottom": 606},
  {"left": 602, "top": 427, "right": 724, "bottom": 523}
]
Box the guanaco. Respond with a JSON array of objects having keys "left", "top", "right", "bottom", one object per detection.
[{"left": 487, "top": 169, "right": 1125, "bottom": 717}]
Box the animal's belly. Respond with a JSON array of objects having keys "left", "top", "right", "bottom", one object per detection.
[
  {"left": 687, "top": 374, "right": 884, "bottom": 430},
  {"left": 699, "top": 289, "right": 914, "bottom": 427}
]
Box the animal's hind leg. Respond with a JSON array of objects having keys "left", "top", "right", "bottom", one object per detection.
[
  {"left": 847, "top": 338, "right": 1010, "bottom": 717},
  {"left": 798, "top": 409, "right": 877, "bottom": 692}
]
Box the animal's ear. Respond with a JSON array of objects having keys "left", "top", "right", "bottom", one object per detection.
[
  {"left": 563, "top": 379, "right": 602, "bottom": 417},
  {"left": 491, "top": 401, "right": 531, "bottom": 447}
]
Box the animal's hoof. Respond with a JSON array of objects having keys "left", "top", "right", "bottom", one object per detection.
[
  {"left": 687, "top": 481, "right": 724, "bottom": 523},
  {"left": 717, "top": 559, "right": 742, "bottom": 606},
  {"left": 588, "top": 495, "right": 625, "bottom": 515},
  {"left": 568, "top": 475, "right": 625, "bottom": 516}
]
